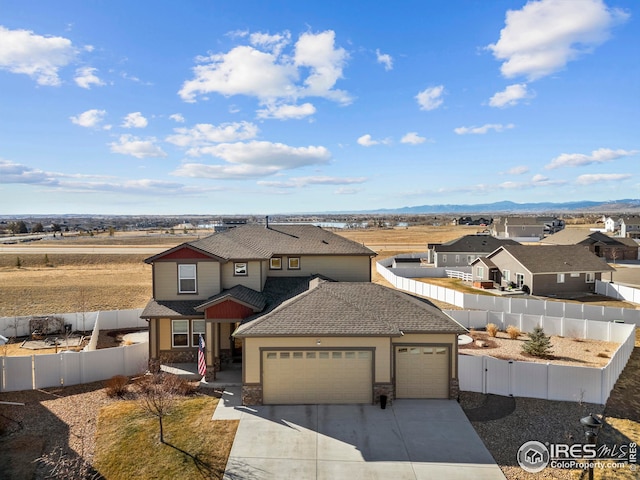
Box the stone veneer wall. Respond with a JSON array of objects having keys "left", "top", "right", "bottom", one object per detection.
[
  {"left": 450, "top": 378, "right": 460, "bottom": 400},
  {"left": 159, "top": 350, "right": 197, "bottom": 364},
  {"left": 373, "top": 383, "right": 394, "bottom": 405},
  {"left": 242, "top": 384, "right": 263, "bottom": 405}
]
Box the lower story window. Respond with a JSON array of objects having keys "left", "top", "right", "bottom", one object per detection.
[
  {"left": 585, "top": 272, "right": 595, "bottom": 283},
  {"left": 172, "top": 319, "right": 189, "bottom": 347},
  {"left": 192, "top": 319, "right": 205, "bottom": 346}
]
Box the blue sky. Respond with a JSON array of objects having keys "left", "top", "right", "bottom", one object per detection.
[{"left": 0, "top": 0, "right": 638, "bottom": 215}]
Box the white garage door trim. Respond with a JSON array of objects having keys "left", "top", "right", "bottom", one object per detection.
[
  {"left": 395, "top": 344, "right": 450, "bottom": 399},
  {"left": 262, "top": 348, "right": 373, "bottom": 404}
]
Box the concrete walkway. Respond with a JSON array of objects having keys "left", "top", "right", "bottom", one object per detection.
[{"left": 215, "top": 388, "right": 506, "bottom": 480}]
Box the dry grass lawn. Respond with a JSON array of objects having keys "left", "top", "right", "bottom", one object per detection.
[{"left": 94, "top": 395, "right": 237, "bottom": 480}]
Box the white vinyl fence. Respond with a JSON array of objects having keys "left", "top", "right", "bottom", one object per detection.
[
  {"left": 450, "top": 312, "right": 635, "bottom": 404},
  {"left": 0, "top": 308, "right": 146, "bottom": 338},
  {"left": 597, "top": 281, "right": 640, "bottom": 304},
  {"left": 1, "top": 342, "right": 148, "bottom": 392},
  {"left": 377, "top": 259, "right": 640, "bottom": 325},
  {"left": 0, "top": 308, "right": 148, "bottom": 393}
]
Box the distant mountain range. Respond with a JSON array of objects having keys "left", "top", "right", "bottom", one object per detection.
[{"left": 368, "top": 199, "right": 640, "bottom": 215}]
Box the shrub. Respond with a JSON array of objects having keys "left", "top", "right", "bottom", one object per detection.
[
  {"left": 486, "top": 323, "right": 499, "bottom": 337},
  {"left": 506, "top": 325, "right": 521, "bottom": 339},
  {"left": 105, "top": 375, "right": 129, "bottom": 397},
  {"left": 522, "top": 326, "right": 553, "bottom": 357}
]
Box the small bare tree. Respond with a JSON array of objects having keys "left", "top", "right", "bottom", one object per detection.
[{"left": 135, "top": 373, "right": 180, "bottom": 444}]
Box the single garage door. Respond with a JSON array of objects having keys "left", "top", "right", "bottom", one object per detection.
[
  {"left": 263, "top": 350, "right": 372, "bottom": 404},
  {"left": 395, "top": 345, "right": 449, "bottom": 398}
]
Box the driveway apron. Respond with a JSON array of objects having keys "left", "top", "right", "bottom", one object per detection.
[{"left": 218, "top": 389, "right": 506, "bottom": 480}]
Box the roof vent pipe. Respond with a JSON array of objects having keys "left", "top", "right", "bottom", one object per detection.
[{"left": 265, "top": 215, "right": 269, "bottom": 229}]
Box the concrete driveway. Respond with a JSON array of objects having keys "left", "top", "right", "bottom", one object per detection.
[{"left": 214, "top": 388, "right": 505, "bottom": 480}]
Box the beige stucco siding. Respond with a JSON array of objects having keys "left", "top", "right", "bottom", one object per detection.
[
  {"left": 243, "top": 336, "right": 391, "bottom": 384},
  {"left": 158, "top": 318, "right": 171, "bottom": 351},
  {"left": 154, "top": 261, "right": 221, "bottom": 300},
  {"left": 265, "top": 255, "right": 371, "bottom": 282},
  {"left": 221, "top": 260, "right": 263, "bottom": 291},
  {"left": 394, "top": 333, "right": 458, "bottom": 377}
]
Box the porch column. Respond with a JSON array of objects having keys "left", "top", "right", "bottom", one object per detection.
[
  {"left": 214, "top": 322, "right": 221, "bottom": 372},
  {"left": 205, "top": 321, "right": 215, "bottom": 381}
]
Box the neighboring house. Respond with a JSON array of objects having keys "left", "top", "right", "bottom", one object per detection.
[
  {"left": 141, "top": 224, "right": 376, "bottom": 376},
  {"left": 453, "top": 216, "right": 492, "bottom": 226},
  {"left": 602, "top": 216, "right": 619, "bottom": 233},
  {"left": 427, "top": 235, "right": 519, "bottom": 267},
  {"left": 537, "top": 216, "right": 565, "bottom": 234},
  {"left": 491, "top": 216, "right": 546, "bottom": 239},
  {"left": 619, "top": 216, "right": 640, "bottom": 239},
  {"left": 471, "top": 245, "right": 614, "bottom": 296},
  {"left": 541, "top": 229, "right": 638, "bottom": 261},
  {"left": 234, "top": 279, "right": 467, "bottom": 405}
]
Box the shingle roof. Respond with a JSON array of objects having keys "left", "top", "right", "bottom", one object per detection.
[
  {"left": 195, "top": 285, "right": 266, "bottom": 312},
  {"left": 141, "top": 299, "right": 204, "bottom": 318},
  {"left": 235, "top": 282, "right": 467, "bottom": 337},
  {"left": 435, "top": 235, "right": 519, "bottom": 253},
  {"left": 184, "top": 224, "right": 375, "bottom": 261},
  {"left": 493, "top": 245, "right": 614, "bottom": 274},
  {"left": 541, "top": 229, "right": 624, "bottom": 246}
]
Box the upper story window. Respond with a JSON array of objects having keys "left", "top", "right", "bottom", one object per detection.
[
  {"left": 270, "top": 257, "right": 282, "bottom": 270},
  {"left": 178, "top": 264, "right": 197, "bottom": 293},
  {"left": 234, "top": 262, "right": 248, "bottom": 276},
  {"left": 288, "top": 257, "right": 300, "bottom": 270}
]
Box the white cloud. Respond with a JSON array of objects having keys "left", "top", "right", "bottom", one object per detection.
[
  {"left": 487, "top": 0, "right": 629, "bottom": 81},
  {"left": 110, "top": 135, "right": 167, "bottom": 159},
  {"left": 74, "top": 66, "right": 104, "bottom": 89},
  {"left": 0, "top": 159, "right": 58, "bottom": 185},
  {"left": 172, "top": 141, "right": 331, "bottom": 179},
  {"left": 122, "top": 112, "right": 148, "bottom": 128},
  {"left": 489, "top": 83, "right": 532, "bottom": 108},
  {"left": 257, "top": 176, "right": 367, "bottom": 188},
  {"left": 416, "top": 85, "right": 444, "bottom": 111},
  {"left": 376, "top": 49, "right": 393, "bottom": 71},
  {"left": 576, "top": 173, "right": 632, "bottom": 185},
  {"left": 454, "top": 123, "right": 514, "bottom": 135},
  {"left": 546, "top": 148, "right": 638, "bottom": 169},
  {"left": 166, "top": 121, "right": 259, "bottom": 148},
  {"left": 357, "top": 134, "right": 391, "bottom": 147},
  {"left": 334, "top": 187, "right": 362, "bottom": 195},
  {"left": 506, "top": 165, "right": 530, "bottom": 175},
  {"left": 249, "top": 31, "right": 291, "bottom": 55},
  {"left": 179, "top": 30, "right": 350, "bottom": 107},
  {"left": 169, "top": 113, "right": 185, "bottom": 123},
  {"left": 256, "top": 102, "right": 316, "bottom": 120},
  {"left": 400, "top": 132, "right": 427, "bottom": 145},
  {"left": 0, "top": 26, "right": 78, "bottom": 86},
  {"left": 70, "top": 109, "right": 107, "bottom": 128}
]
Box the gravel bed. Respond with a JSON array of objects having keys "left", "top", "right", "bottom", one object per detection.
[{"left": 460, "top": 331, "right": 619, "bottom": 367}]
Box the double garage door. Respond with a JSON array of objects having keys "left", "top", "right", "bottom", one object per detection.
[
  {"left": 263, "top": 349, "right": 373, "bottom": 404},
  {"left": 261, "top": 345, "right": 451, "bottom": 404}
]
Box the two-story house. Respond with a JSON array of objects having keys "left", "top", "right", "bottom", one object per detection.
[
  {"left": 491, "top": 216, "right": 546, "bottom": 239},
  {"left": 141, "top": 223, "right": 468, "bottom": 405},
  {"left": 619, "top": 216, "right": 640, "bottom": 239}
]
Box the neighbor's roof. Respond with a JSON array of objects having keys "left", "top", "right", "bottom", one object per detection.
[
  {"left": 435, "top": 234, "right": 519, "bottom": 253},
  {"left": 234, "top": 281, "right": 467, "bottom": 337},
  {"left": 541, "top": 229, "right": 625, "bottom": 246},
  {"left": 145, "top": 224, "right": 375, "bottom": 263},
  {"left": 490, "top": 245, "right": 614, "bottom": 274}
]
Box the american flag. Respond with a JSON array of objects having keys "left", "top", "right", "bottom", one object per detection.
[{"left": 197, "top": 334, "right": 206, "bottom": 377}]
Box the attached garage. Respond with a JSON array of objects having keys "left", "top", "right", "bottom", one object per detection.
[
  {"left": 262, "top": 349, "right": 373, "bottom": 404},
  {"left": 234, "top": 281, "right": 467, "bottom": 406},
  {"left": 395, "top": 345, "right": 450, "bottom": 398}
]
